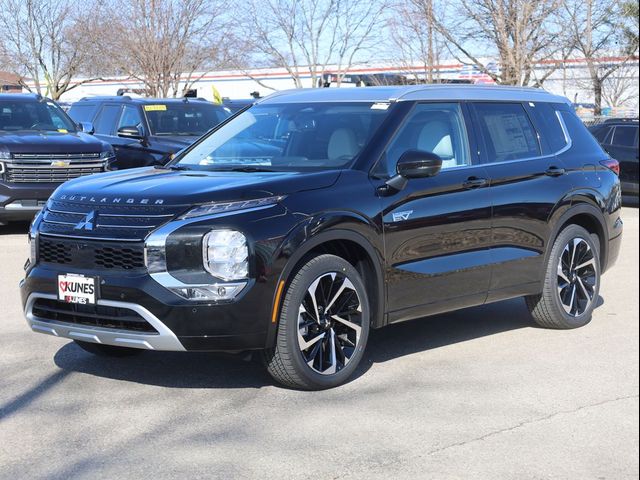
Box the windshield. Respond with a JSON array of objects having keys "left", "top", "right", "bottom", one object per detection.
[
  {"left": 144, "top": 102, "right": 230, "bottom": 136},
  {"left": 174, "top": 102, "right": 391, "bottom": 171},
  {"left": 0, "top": 100, "right": 77, "bottom": 133}
]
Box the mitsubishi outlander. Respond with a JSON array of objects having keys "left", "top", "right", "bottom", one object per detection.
[{"left": 21, "top": 86, "right": 623, "bottom": 389}]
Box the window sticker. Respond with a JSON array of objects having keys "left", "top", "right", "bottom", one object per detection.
[
  {"left": 371, "top": 102, "right": 390, "bottom": 110},
  {"left": 57, "top": 129, "right": 68, "bottom": 133},
  {"left": 144, "top": 104, "right": 167, "bottom": 111}
]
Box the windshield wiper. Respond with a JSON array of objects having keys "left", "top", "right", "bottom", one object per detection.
[{"left": 168, "top": 165, "right": 190, "bottom": 171}]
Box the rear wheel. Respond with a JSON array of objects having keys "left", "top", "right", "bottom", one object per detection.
[
  {"left": 74, "top": 340, "right": 144, "bottom": 357},
  {"left": 264, "top": 254, "right": 370, "bottom": 390},
  {"left": 526, "top": 225, "right": 601, "bottom": 329}
]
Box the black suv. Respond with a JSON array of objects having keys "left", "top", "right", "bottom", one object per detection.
[
  {"left": 67, "top": 96, "right": 230, "bottom": 170},
  {"left": 1, "top": 94, "right": 113, "bottom": 226},
  {"left": 589, "top": 118, "right": 639, "bottom": 196},
  {"left": 21, "top": 86, "right": 623, "bottom": 389}
]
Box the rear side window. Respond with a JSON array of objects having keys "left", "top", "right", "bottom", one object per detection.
[
  {"left": 611, "top": 126, "right": 638, "bottom": 148},
  {"left": 592, "top": 126, "right": 612, "bottom": 144},
  {"left": 473, "top": 103, "right": 540, "bottom": 162},
  {"left": 67, "top": 103, "right": 98, "bottom": 123},
  {"left": 93, "top": 105, "right": 121, "bottom": 135},
  {"left": 526, "top": 102, "right": 568, "bottom": 153}
]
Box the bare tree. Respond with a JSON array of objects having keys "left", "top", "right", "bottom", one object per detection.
[
  {"left": 0, "top": 0, "right": 102, "bottom": 99},
  {"left": 429, "top": 0, "right": 565, "bottom": 86},
  {"left": 563, "top": 0, "right": 635, "bottom": 114},
  {"left": 95, "top": 0, "right": 236, "bottom": 98},
  {"left": 602, "top": 66, "right": 639, "bottom": 109},
  {"left": 242, "top": 0, "right": 386, "bottom": 89},
  {"left": 388, "top": 0, "right": 445, "bottom": 83}
]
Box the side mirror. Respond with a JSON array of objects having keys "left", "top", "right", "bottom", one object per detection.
[
  {"left": 78, "top": 122, "right": 95, "bottom": 134},
  {"left": 382, "top": 150, "right": 443, "bottom": 193},
  {"left": 117, "top": 126, "right": 144, "bottom": 140}
]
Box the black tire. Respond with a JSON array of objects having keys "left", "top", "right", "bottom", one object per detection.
[
  {"left": 526, "top": 225, "right": 601, "bottom": 329},
  {"left": 74, "top": 340, "right": 144, "bottom": 357},
  {"left": 263, "top": 254, "right": 370, "bottom": 390}
]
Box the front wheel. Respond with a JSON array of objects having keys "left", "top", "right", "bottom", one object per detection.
[
  {"left": 526, "top": 225, "right": 601, "bottom": 329},
  {"left": 264, "top": 254, "right": 370, "bottom": 390}
]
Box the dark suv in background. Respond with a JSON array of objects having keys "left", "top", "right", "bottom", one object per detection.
[
  {"left": 589, "top": 118, "right": 639, "bottom": 196},
  {"left": 1, "top": 94, "right": 113, "bottom": 226},
  {"left": 67, "top": 96, "right": 230, "bottom": 170}
]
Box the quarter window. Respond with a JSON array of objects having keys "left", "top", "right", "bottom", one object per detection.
[
  {"left": 473, "top": 103, "right": 541, "bottom": 162},
  {"left": 378, "top": 102, "right": 470, "bottom": 177},
  {"left": 611, "top": 126, "right": 638, "bottom": 148}
]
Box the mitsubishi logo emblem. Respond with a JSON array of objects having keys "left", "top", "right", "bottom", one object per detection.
[{"left": 74, "top": 211, "right": 97, "bottom": 231}]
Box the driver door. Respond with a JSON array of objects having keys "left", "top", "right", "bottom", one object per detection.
[{"left": 377, "top": 102, "right": 493, "bottom": 323}]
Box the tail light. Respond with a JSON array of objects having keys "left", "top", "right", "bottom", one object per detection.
[{"left": 600, "top": 159, "right": 620, "bottom": 176}]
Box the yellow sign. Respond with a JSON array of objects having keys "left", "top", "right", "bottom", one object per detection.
[
  {"left": 144, "top": 105, "right": 167, "bottom": 111},
  {"left": 57, "top": 129, "right": 68, "bottom": 133},
  {"left": 211, "top": 85, "right": 222, "bottom": 105}
]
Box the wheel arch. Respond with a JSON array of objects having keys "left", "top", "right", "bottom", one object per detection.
[
  {"left": 266, "top": 225, "right": 386, "bottom": 348},
  {"left": 548, "top": 201, "right": 608, "bottom": 271}
]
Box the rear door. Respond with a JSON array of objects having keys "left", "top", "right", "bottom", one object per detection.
[
  {"left": 469, "top": 101, "right": 575, "bottom": 303},
  {"left": 377, "top": 102, "right": 493, "bottom": 322}
]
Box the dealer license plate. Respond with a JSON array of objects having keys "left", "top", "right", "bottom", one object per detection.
[{"left": 58, "top": 274, "right": 97, "bottom": 305}]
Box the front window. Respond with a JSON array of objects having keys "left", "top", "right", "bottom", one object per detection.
[
  {"left": 144, "top": 102, "right": 229, "bottom": 136},
  {"left": 0, "top": 100, "right": 77, "bottom": 132},
  {"left": 174, "top": 102, "right": 390, "bottom": 171}
]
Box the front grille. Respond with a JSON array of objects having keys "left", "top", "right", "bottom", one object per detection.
[
  {"left": 5, "top": 153, "right": 106, "bottom": 183},
  {"left": 39, "top": 236, "right": 146, "bottom": 271},
  {"left": 40, "top": 200, "right": 183, "bottom": 241},
  {"left": 32, "top": 298, "right": 158, "bottom": 333}
]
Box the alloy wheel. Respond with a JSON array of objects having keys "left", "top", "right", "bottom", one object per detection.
[
  {"left": 557, "top": 237, "right": 598, "bottom": 317},
  {"left": 297, "top": 272, "right": 363, "bottom": 375}
]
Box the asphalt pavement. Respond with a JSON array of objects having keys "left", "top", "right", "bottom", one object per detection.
[{"left": 0, "top": 208, "right": 638, "bottom": 480}]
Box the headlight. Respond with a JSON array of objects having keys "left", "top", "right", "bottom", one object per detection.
[
  {"left": 180, "top": 196, "right": 283, "bottom": 220},
  {"left": 0, "top": 147, "right": 10, "bottom": 173},
  {"left": 203, "top": 230, "right": 248, "bottom": 281}
]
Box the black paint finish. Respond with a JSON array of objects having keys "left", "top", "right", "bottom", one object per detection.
[{"left": 21, "top": 94, "right": 623, "bottom": 351}]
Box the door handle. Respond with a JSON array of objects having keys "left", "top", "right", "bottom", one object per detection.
[
  {"left": 545, "top": 166, "right": 566, "bottom": 177},
  {"left": 462, "top": 177, "right": 488, "bottom": 189}
]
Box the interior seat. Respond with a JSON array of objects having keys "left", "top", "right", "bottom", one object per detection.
[
  {"left": 327, "top": 128, "right": 359, "bottom": 163},
  {"left": 417, "top": 120, "right": 458, "bottom": 169}
]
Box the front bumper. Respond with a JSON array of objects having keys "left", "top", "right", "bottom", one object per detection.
[
  {"left": 20, "top": 263, "right": 277, "bottom": 352},
  {"left": 24, "top": 292, "right": 186, "bottom": 351}
]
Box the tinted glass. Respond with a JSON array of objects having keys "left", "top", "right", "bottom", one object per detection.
[
  {"left": 118, "top": 105, "right": 144, "bottom": 130},
  {"left": 473, "top": 103, "right": 540, "bottom": 162},
  {"left": 592, "top": 126, "right": 612, "bottom": 143},
  {"left": 176, "top": 103, "right": 390, "bottom": 171},
  {"left": 527, "top": 102, "right": 568, "bottom": 152},
  {"left": 378, "top": 102, "right": 470, "bottom": 176},
  {"left": 144, "top": 103, "right": 229, "bottom": 136},
  {"left": 0, "top": 99, "right": 76, "bottom": 132},
  {"left": 93, "top": 105, "right": 122, "bottom": 135},
  {"left": 67, "top": 103, "right": 99, "bottom": 123},
  {"left": 612, "top": 126, "right": 638, "bottom": 148}
]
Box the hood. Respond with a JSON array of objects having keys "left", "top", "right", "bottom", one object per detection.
[
  {"left": 0, "top": 130, "right": 106, "bottom": 154},
  {"left": 52, "top": 166, "right": 342, "bottom": 206}
]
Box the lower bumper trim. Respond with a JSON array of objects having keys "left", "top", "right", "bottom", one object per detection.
[{"left": 24, "top": 293, "right": 186, "bottom": 351}]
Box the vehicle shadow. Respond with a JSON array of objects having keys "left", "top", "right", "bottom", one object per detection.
[{"left": 53, "top": 297, "right": 547, "bottom": 389}]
